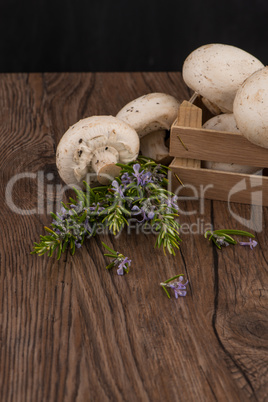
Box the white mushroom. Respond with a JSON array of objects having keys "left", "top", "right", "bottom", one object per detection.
[
  {"left": 202, "top": 114, "right": 261, "bottom": 174},
  {"left": 56, "top": 115, "right": 140, "bottom": 187},
  {"left": 182, "top": 43, "right": 264, "bottom": 113},
  {"left": 116, "top": 93, "right": 180, "bottom": 164},
  {"left": 233, "top": 66, "right": 268, "bottom": 148},
  {"left": 139, "top": 130, "right": 171, "bottom": 165}
]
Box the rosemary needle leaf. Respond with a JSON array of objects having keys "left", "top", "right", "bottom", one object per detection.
[
  {"left": 101, "top": 242, "right": 116, "bottom": 253},
  {"left": 214, "top": 229, "right": 255, "bottom": 238},
  {"left": 57, "top": 244, "right": 62, "bottom": 260},
  {"left": 164, "top": 274, "right": 184, "bottom": 283},
  {"left": 104, "top": 253, "right": 118, "bottom": 258},
  {"left": 106, "top": 263, "right": 115, "bottom": 270},
  {"left": 162, "top": 286, "right": 171, "bottom": 299},
  {"left": 211, "top": 236, "right": 222, "bottom": 249}
]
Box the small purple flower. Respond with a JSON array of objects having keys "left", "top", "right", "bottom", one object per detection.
[
  {"left": 117, "top": 257, "right": 131, "bottom": 275},
  {"left": 147, "top": 210, "right": 155, "bottom": 220},
  {"left": 165, "top": 195, "right": 179, "bottom": 211},
  {"left": 88, "top": 202, "right": 105, "bottom": 215},
  {"left": 131, "top": 205, "right": 147, "bottom": 222},
  {"left": 140, "top": 171, "right": 153, "bottom": 186},
  {"left": 75, "top": 240, "right": 82, "bottom": 248},
  {"left": 61, "top": 207, "right": 68, "bottom": 215},
  {"left": 111, "top": 180, "right": 125, "bottom": 198},
  {"left": 55, "top": 212, "right": 65, "bottom": 221},
  {"left": 131, "top": 205, "right": 154, "bottom": 223},
  {"left": 166, "top": 276, "right": 189, "bottom": 298},
  {"left": 132, "top": 164, "right": 145, "bottom": 185},
  {"left": 239, "top": 238, "right": 258, "bottom": 250},
  {"left": 121, "top": 172, "right": 132, "bottom": 185},
  {"left": 84, "top": 218, "right": 92, "bottom": 234}
]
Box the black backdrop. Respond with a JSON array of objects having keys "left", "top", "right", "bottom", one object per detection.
[{"left": 0, "top": 0, "right": 267, "bottom": 72}]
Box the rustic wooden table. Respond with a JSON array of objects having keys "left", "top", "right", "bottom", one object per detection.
[{"left": 1, "top": 73, "right": 267, "bottom": 402}]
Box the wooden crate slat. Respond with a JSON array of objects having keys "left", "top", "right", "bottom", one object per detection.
[
  {"left": 170, "top": 124, "right": 268, "bottom": 168},
  {"left": 170, "top": 164, "right": 268, "bottom": 206},
  {"left": 174, "top": 101, "right": 202, "bottom": 169}
]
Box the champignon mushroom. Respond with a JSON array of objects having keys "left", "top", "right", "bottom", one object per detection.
[
  {"left": 182, "top": 44, "right": 264, "bottom": 113},
  {"left": 202, "top": 114, "right": 261, "bottom": 174},
  {"left": 233, "top": 66, "right": 268, "bottom": 148},
  {"left": 116, "top": 93, "right": 180, "bottom": 164},
  {"left": 56, "top": 115, "right": 140, "bottom": 187},
  {"left": 138, "top": 129, "right": 171, "bottom": 165}
]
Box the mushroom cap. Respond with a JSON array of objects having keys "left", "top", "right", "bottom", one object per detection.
[
  {"left": 202, "top": 114, "right": 261, "bottom": 174},
  {"left": 56, "top": 115, "right": 140, "bottom": 187},
  {"left": 203, "top": 113, "right": 240, "bottom": 133},
  {"left": 233, "top": 66, "right": 268, "bottom": 148},
  {"left": 116, "top": 93, "right": 180, "bottom": 138},
  {"left": 182, "top": 44, "right": 264, "bottom": 113}
]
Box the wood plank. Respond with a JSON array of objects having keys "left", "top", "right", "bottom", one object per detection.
[
  {"left": 170, "top": 164, "right": 268, "bottom": 205},
  {"left": 170, "top": 125, "right": 268, "bottom": 167},
  {"left": 172, "top": 100, "right": 202, "bottom": 169},
  {"left": 0, "top": 72, "right": 267, "bottom": 402},
  {"left": 208, "top": 199, "right": 268, "bottom": 401}
]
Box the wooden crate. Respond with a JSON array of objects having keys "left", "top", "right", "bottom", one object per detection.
[{"left": 169, "top": 93, "right": 268, "bottom": 206}]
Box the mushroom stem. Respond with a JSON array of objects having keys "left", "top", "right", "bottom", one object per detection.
[
  {"left": 91, "top": 146, "right": 121, "bottom": 185},
  {"left": 140, "top": 130, "right": 172, "bottom": 164}
]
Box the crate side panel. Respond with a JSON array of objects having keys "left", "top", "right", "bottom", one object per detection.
[
  {"left": 171, "top": 165, "right": 268, "bottom": 206},
  {"left": 170, "top": 125, "right": 268, "bottom": 168}
]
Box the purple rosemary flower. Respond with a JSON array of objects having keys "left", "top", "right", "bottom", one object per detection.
[
  {"left": 117, "top": 257, "right": 132, "bottom": 275},
  {"left": 131, "top": 204, "right": 154, "bottom": 222},
  {"left": 147, "top": 210, "right": 155, "bottom": 219},
  {"left": 239, "top": 238, "right": 258, "bottom": 249},
  {"left": 69, "top": 201, "right": 82, "bottom": 212},
  {"left": 54, "top": 209, "right": 66, "bottom": 221},
  {"left": 140, "top": 171, "right": 153, "bottom": 186},
  {"left": 161, "top": 275, "right": 189, "bottom": 298},
  {"left": 131, "top": 205, "right": 147, "bottom": 223},
  {"left": 132, "top": 164, "right": 145, "bottom": 185},
  {"left": 167, "top": 276, "right": 189, "bottom": 298},
  {"left": 121, "top": 172, "right": 132, "bottom": 185},
  {"left": 89, "top": 202, "right": 105, "bottom": 215},
  {"left": 83, "top": 218, "right": 92, "bottom": 234},
  {"left": 141, "top": 199, "right": 155, "bottom": 219},
  {"left": 165, "top": 195, "right": 179, "bottom": 211},
  {"left": 61, "top": 206, "right": 68, "bottom": 215},
  {"left": 111, "top": 180, "right": 125, "bottom": 198}
]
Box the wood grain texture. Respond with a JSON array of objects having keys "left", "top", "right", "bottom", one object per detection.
[
  {"left": 172, "top": 101, "right": 202, "bottom": 169},
  {"left": 169, "top": 126, "right": 268, "bottom": 167},
  {"left": 0, "top": 73, "right": 268, "bottom": 402},
  {"left": 170, "top": 162, "right": 268, "bottom": 206}
]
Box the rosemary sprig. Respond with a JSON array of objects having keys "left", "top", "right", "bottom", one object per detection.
[
  {"left": 204, "top": 229, "right": 256, "bottom": 249},
  {"left": 32, "top": 158, "right": 182, "bottom": 260},
  {"left": 160, "top": 274, "right": 188, "bottom": 298},
  {"left": 102, "top": 242, "right": 131, "bottom": 274}
]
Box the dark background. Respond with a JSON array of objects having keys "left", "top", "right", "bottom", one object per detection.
[{"left": 0, "top": 0, "right": 267, "bottom": 72}]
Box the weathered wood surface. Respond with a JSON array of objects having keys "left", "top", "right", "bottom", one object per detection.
[{"left": 0, "top": 73, "right": 267, "bottom": 401}]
